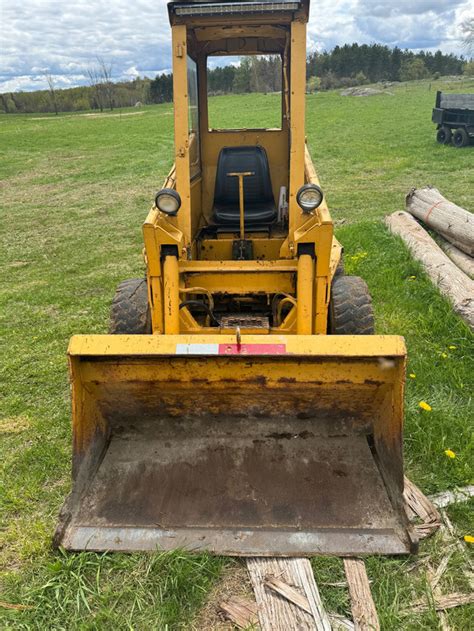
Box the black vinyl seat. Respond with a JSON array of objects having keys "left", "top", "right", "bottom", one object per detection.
[{"left": 213, "top": 146, "right": 277, "bottom": 227}]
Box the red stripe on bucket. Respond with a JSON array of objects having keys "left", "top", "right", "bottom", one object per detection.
[{"left": 218, "top": 344, "right": 287, "bottom": 355}]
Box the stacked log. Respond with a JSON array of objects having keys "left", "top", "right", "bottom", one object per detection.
[
  {"left": 384, "top": 187, "right": 474, "bottom": 328},
  {"left": 385, "top": 211, "right": 474, "bottom": 329},
  {"left": 406, "top": 187, "right": 474, "bottom": 256},
  {"left": 438, "top": 240, "right": 474, "bottom": 279}
]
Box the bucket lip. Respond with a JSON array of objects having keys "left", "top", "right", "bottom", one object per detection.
[{"left": 68, "top": 334, "right": 406, "bottom": 358}]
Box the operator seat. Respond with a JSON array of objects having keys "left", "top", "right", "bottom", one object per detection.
[{"left": 213, "top": 146, "right": 277, "bottom": 228}]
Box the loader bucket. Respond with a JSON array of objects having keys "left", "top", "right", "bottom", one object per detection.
[{"left": 55, "top": 334, "right": 416, "bottom": 556}]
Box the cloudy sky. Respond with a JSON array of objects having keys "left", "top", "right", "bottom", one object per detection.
[{"left": 1, "top": 0, "right": 472, "bottom": 92}]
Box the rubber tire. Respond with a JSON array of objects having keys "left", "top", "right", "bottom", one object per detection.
[
  {"left": 334, "top": 258, "right": 345, "bottom": 276},
  {"left": 453, "top": 128, "right": 469, "bottom": 148},
  {"left": 109, "top": 278, "right": 152, "bottom": 334},
  {"left": 328, "top": 275, "right": 374, "bottom": 335},
  {"left": 436, "top": 126, "right": 452, "bottom": 145}
]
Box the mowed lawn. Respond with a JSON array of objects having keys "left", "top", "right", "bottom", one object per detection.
[{"left": 1, "top": 80, "right": 473, "bottom": 629}]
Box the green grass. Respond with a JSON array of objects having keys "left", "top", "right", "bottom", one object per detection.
[{"left": 1, "top": 79, "right": 474, "bottom": 629}]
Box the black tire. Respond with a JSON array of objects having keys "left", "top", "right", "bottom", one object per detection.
[
  {"left": 328, "top": 275, "right": 374, "bottom": 335},
  {"left": 109, "top": 278, "right": 152, "bottom": 334},
  {"left": 453, "top": 128, "right": 469, "bottom": 148},
  {"left": 334, "top": 257, "right": 345, "bottom": 276},
  {"left": 436, "top": 126, "right": 452, "bottom": 145}
]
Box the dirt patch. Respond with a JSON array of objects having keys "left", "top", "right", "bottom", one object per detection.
[
  {"left": 0, "top": 415, "right": 31, "bottom": 434},
  {"left": 30, "top": 111, "right": 146, "bottom": 121},
  {"left": 191, "top": 561, "right": 256, "bottom": 630},
  {"left": 341, "top": 87, "right": 393, "bottom": 97}
]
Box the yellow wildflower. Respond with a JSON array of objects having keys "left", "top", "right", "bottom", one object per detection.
[
  {"left": 449, "top": 345, "right": 457, "bottom": 350},
  {"left": 441, "top": 352, "right": 448, "bottom": 359},
  {"left": 464, "top": 535, "right": 474, "bottom": 544},
  {"left": 409, "top": 373, "right": 416, "bottom": 379},
  {"left": 419, "top": 401, "right": 432, "bottom": 412},
  {"left": 409, "top": 275, "right": 416, "bottom": 281},
  {"left": 444, "top": 449, "right": 456, "bottom": 459}
]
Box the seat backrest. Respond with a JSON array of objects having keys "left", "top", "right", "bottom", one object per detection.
[{"left": 214, "top": 146, "right": 274, "bottom": 207}]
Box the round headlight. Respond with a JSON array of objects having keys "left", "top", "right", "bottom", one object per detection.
[
  {"left": 296, "top": 184, "right": 324, "bottom": 213},
  {"left": 155, "top": 189, "right": 181, "bottom": 215}
]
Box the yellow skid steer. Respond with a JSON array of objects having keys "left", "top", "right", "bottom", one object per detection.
[{"left": 55, "top": 0, "right": 416, "bottom": 556}]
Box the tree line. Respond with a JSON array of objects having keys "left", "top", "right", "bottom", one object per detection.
[{"left": 1, "top": 44, "right": 470, "bottom": 114}]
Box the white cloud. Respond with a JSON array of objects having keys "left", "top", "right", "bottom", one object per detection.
[{"left": 0, "top": 0, "right": 471, "bottom": 92}]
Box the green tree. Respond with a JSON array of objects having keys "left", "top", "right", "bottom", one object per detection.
[{"left": 399, "top": 58, "right": 430, "bottom": 82}]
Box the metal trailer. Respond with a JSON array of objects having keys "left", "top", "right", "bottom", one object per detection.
[{"left": 432, "top": 91, "right": 474, "bottom": 148}]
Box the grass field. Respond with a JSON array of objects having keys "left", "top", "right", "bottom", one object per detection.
[{"left": 1, "top": 79, "right": 474, "bottom": 630}]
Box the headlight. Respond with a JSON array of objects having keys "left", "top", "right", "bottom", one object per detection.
[
  {"left": 155, "top": 189, "right": 181, "bottom": 215},
  {"left": 296, "top": 184, "right": 324, "bottom": 213}
]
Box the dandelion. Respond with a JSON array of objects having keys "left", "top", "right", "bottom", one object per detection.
[
  {"left": 419, "top": 401, "right": 432, "bottom": 412},
  {"left": 464, "top": 535, "right": 474, "bottom": 544},
  {"left": 444, "top": 449, "right": 456, "bottom": 459},
  {"left": 441, "top": 352, "right": 448, "bottom": 359},
  {"left": 409, "top": 373, "right": 416, "bottom": 379},
  {"left": 408, "top": 275, "right": 417, "bottom": 281},
  {"left": 449, "top": 345, "right": 457, "bottom": 350}
]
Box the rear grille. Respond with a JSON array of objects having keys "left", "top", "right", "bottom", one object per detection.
[{"left": 174, "top": 2, "right": 301, "bottom": 17}]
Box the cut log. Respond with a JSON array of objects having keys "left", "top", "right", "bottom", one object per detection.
[
  {"left": 385, "top": 211, "right": 474, "bottom": 329},
  {"left": 437, "top": 231, "right": 474, "bottom": 258},
  {"left": 406, "top": 187, "right": 474, "bottom": 256},
  {"left": 438, "top": 237, "right": 474, "bottom": 278},
  {"left": 343, "top": 559, "right": 380, "bottom": 631},
  {"left": 246, "top": 557, "right": 331, "bottom": 631}
]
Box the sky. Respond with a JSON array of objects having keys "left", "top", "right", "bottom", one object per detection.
[{"left": 0, "top": 0, "right": 472, "bottom": 93}]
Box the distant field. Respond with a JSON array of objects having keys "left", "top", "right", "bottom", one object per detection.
[{"left": 1, "top": 79, "right": 473, "bottom": 629}]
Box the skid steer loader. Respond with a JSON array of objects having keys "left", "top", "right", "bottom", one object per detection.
[{"left": 55, "top": 0, "right": 416, "bottom": 556}]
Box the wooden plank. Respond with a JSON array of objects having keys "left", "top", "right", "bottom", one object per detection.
[
  {"left": 246, "top": 557, "right": 331, "bottom": 630},
  {"left": 343, "top": 559, "right": 380, "bottom": 631},
  {"left": 408, "top": 592, "right": 474, "bottom": 614},
  {"left": 404, "top": 476, "right": 442, "bottom": 539},
  {"left": 439, "top": 93, "right": 474, "bottom": 109},
  {"left": 220, "top": 596, "right": 259, "bottom": 629}
]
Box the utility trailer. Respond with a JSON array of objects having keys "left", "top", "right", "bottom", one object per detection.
[{"left": 433, "top": 91, "right": 474, "bottom": 148}]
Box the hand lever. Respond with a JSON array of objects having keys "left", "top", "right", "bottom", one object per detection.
[{"left": 226, "top": 171, "right": 255, "bottom": 240}]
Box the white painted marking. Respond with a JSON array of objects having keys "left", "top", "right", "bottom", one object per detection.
[{"left": 175, "top": 343, "right": 219, "bottom": 355}]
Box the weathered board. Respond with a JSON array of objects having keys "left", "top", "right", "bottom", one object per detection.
[{"left": 439, "top": 93, "right": 474, "bottom": 110}]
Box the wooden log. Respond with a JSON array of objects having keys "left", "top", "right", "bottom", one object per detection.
[
  {"left": 406, "top": 187, "right": 474, "bottom": 256},
  {"left": 246, "top": 557, "right": 331, "bottom": 630},
  {"left": 385, "top": 211, "right": 474, "bottom": 329},
  {"left": 437, "top": 230, "right": 474, "bottom": 258},
  {"left": 343, "top": 559, "right": 380, "bottom": 631},
  {"left": 438, "top": 237, "right": 474, "bottom": 278}
]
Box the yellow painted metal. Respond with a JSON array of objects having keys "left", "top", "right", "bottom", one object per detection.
[
  {"left": 200, "top": 130, "right": 289, "bottom": 221},
  {"left": 68, "top": 333, "right": 406, "bottom": 360},
  {"left": 288, "top": 19, "right": 307, "bottom": 243},
  {"left": 57, "top": 1, "right": 412, "bottom": 558},
  {"left": 184, "top": 271, "right": 295, "bottom": 295},
  {"left": 172, "top": 24, "right": 192, "bottom": 246},
  {"left": 227, "top": 171, "right": 255, "bottom": 240},
  {"left": 163, "top": 256, "right": 180, "bottom": 334},
  {"left": 199, "top": 237, "right": 285, "bottom": 261},
  {"left": 179, "top": 260, "right": 297, "bottom": 273},
  {"left": 296, "top": 254, "right": 314, "bottom": 334}
]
